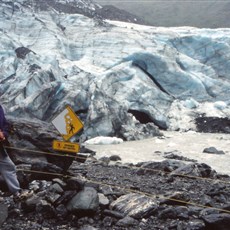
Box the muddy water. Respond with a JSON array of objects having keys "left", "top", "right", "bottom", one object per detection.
[{"left": 85, "top": 131, "right": 230, "bottom": 175}]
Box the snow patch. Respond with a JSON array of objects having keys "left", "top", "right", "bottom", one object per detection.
[{"left": 84, "top": 136, "right": 124, "bottom": 145}]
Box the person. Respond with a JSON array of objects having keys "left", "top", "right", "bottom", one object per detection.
[{"left": 0, "top": 105, "right": 32, "bottom": 201}]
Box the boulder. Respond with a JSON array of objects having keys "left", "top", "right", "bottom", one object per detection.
[
  {"left": 137, "top": 160, "right": 186, "bottom": 175},
  {"left": 30, "top": 162, "right": 63, "bottom": 180},
  {"left": 203, "top": 147, "right": 225, "bottom": 155},
  {"left": 98, "top": 193, "right": 110, "bottom": 207},
  {"left": 202, "top": 213, "right": 230, "bottom": 230},
  {"left": 67, "top": 187, "right": 99, "bottom": 215},
  {"left": 170, "top": 163, "right": 217, "bottom": 178},
  {"left": 158, "top": 206, "right": 189, "bottom": 220},
  {"left": 110, "top": 193, "right": 157, "bottom": 219}
]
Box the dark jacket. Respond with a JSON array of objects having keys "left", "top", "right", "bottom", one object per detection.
[
  {"left": 0, "top": 105, "right": 10, "bottom": 157},
  {"left": 0, "top": 105, "right": 9, "bottom": 138}
]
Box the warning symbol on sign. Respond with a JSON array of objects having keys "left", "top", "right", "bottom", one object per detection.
[{"left": 52, "top": 105, "right": 84, "bottom": 141}]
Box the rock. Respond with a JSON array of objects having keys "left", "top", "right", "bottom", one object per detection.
[
  {"left": 7, "top": 208, "right": 21, "bottom": 219},
  {"left": 175, "top": 220, "right": 206, "bottom": 230},
  {"left": 158, "top": 206, "right": 189, "bottom": 220},
  {"left": 203, "top": 147, "right": 225, "bottom": 155},
  {"left": 54, "top": 190, "right": 76, "bottom": 207},
  {"left": 55, "top": 204, "right": 68, "bottom": 219},
  {"left": 222, "top": 204, "right": 230, "bottom": 212},
  {"left": 36, "top": 200, "right": 56, "bottom": 219},
  {"left": 164, "top": 151, "right": 197, "bottom": 162},
  {"left": 29, "top": 180, "right": 41, "bottom": 192},
  {"left": 30, "top": 162, "right": 63, "bottom": 180},
  {"left": 109, "top": 155, "right": 122, "bottom": 161},
  {"left": 202, "top": 213, "right": 230, "bottom": 230},
  {"left": 102, "top": 216, "right": 114, "bottom": 227},
  {"left": 137, "top": 160, "right": 186, "bottom": 175},
  {"left": 68, "top": 162, "right": 89, "bottom": 175},
  {"left": 186, "top": 219, "right": 206, "bottom": 230},
  {"left": 110, "top": 193, "right": 158, "bottom": 219},
  {"left": 52, "top": 178, "right": 67, "bottom": 187},
  {"left": 195, "top": 117, "right": 230, "bottom": 134},
  {"left": 15, "top": 47, "right": 34, "bottom": 59},
  {"left": 205, "top": 183, "right": 227, "bottom": 197},
  {"left": 46, "top": 192, "right": 62, "bottom": 204},
  {"left": 79, "top": 146, "right": 96, "bottom": 156},
  {"left": 158, "top": 207, "right": 177, "bottom": 220},
  {"left": 8, "top": 117, "right": 75, "bottom": 172},
  {"left": 103, "top": 209, "right": 125, "bottom": 219},
  {"left": 48, "top": 183, "right": 64, "bottom": 194},
  {"left": 0, "top": 203, "right": 8, "bottom": 226},
  {"left": 188, "top": 206, "right": 204, "bottom": 218},
  {"left": 79, "top": 225, "right": 98, "bottom": 230},
  {"left": 67, "top": 187, "right": 99, "bottom": 215},
  {"left": 98, "top": 193, "right": 110, "bottom": 207},
  {"left": 200, "top": 208, "right": 220, "bottom": 217},
  {"left": 98, "top": 157, "right": 110, "bottom": 166},
  {"left": 84, "top": 182, "right": 100, "bottom": 191},
  {"left": 21, "top": 194, "right": 42, "bottom": 212},
  {"left": 159, "top": 191, "right": 190, "bottom": 206},
  {"left": 199, "top": 194, "right": 214, "bottom": 207},
  {"left": 65, "top": 177, "right": 85, "bottom": 191},
  {"left": 170, "top": 163, "right": 217, "bottom": 178},
  {"left": 116, "top": 216, "right": 139, "bottom": 227}
]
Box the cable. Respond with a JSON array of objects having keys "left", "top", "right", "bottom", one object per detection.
[
  {"left": 6, "top": 145, "right": 230, "bottom": 185},
  {"left": 5, "top": 146, "right": 80, "bottom": 159},
  {"left": 18, "top": 168, "right": 230, "bottom": 215}
]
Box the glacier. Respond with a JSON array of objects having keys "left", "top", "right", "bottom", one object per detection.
[{"left": 0, "top": 0, "right": 230, "bottom": 141}]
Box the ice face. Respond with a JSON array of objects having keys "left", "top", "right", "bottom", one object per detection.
[{"left": 0, "top": 1, "right": 230, "bottom": 139}]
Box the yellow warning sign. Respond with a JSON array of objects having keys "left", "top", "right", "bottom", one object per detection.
[
  {"left": 52, "top": 140, "right": 80, "bottom": 153},
  {"left": 52, "top": 105, "right": 84, "bottom": 141}
]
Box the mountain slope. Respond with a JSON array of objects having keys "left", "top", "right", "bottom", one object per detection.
[
  {"left": 0, "top": 0, "right": 146, "bottom": 25},
  {"left": 96, "top": 0, "right": 230, "bottom": 28}
]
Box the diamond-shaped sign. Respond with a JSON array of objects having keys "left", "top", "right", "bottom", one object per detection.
[{"left": 52, "top": 105, "right": 83, "bottom": 141}]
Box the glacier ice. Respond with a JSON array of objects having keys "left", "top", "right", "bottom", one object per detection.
[
  {"left": 0, "top": 1, "right": 230, "bottom": 140},
  {"left": 84, "top": 136, "right": 123, "bottom": 145}
]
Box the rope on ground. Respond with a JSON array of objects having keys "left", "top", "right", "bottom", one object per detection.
[
  {"left": 7, "top": 145, "right": 230, "bottom": 185},
  {"left": 18, "top": 168, "right": 230, "bottom": 215}
]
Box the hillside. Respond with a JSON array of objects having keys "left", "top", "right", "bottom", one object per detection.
[{"left": 96, "top": 0, "right": 230, "bottom": 28}]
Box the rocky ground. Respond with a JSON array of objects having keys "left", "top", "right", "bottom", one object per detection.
[
  {"left": 0, "top": 117, "right": 230, "bottom": 229},
  {"left": 1, "top": 151, "right": 230, "bottom": 230}
]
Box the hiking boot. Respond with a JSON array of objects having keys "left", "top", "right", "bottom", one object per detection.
[{"left": 13, "top": 190, "right": 33, "bottom": 202}]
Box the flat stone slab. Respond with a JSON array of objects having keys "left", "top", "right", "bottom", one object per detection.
[{"left": 110, "top": 193, "right": 157, "bottom": 219}]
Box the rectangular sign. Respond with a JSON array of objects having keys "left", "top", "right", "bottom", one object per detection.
[
  {"left": 52, "top": 140, "right": 80, "bottom": 153},
  {"left": 52, "top": 105, "right": 84, "bottom": 141}
]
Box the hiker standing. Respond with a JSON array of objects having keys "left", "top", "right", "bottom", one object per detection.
[{"left": 0, "top": 105, "right": 31, "bottom": 200}]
